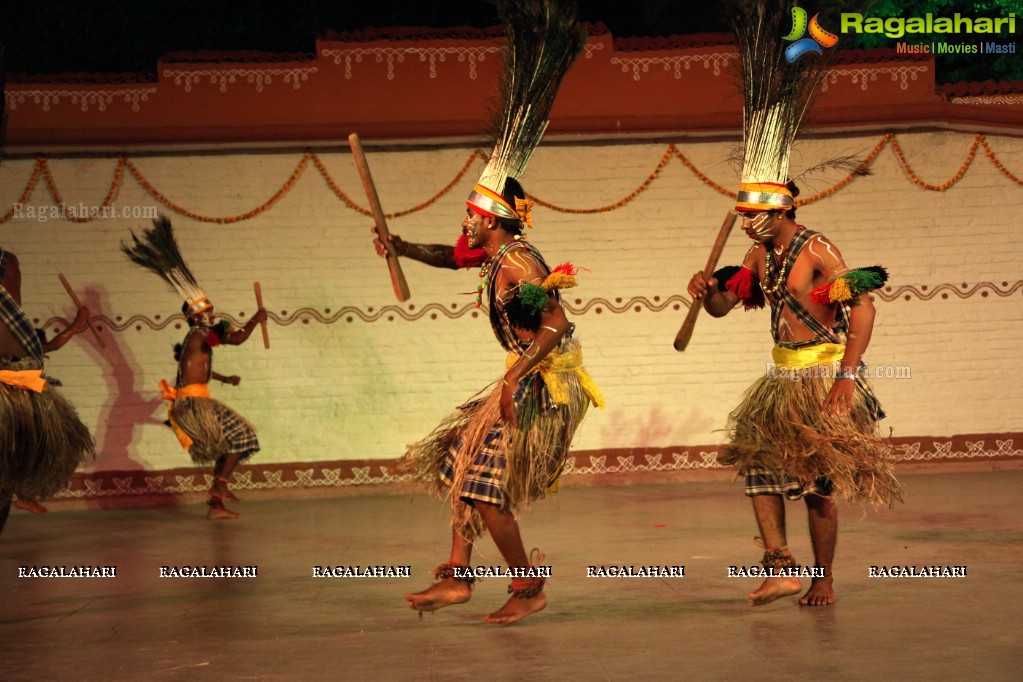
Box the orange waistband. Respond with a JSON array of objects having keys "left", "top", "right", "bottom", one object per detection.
[{"left": 159, "top": 380, "right": 211, "bottom": 401}]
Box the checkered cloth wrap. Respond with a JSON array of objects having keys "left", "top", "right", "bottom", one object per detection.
[
  {"left": 0, "top": 252, "right": 44, "bottom": 364},
  {"left": 439, "top": 424, "right": 508, "bottom": 508},
  {"left": 744, "top": 467, "right": 834, "bottom": 500}
]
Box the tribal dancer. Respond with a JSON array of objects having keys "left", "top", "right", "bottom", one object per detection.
[
  {"left": 0, "top": 246, "right": 94, "bottom": 535},
  {"left": 122, "top": 217, "right": 266, "bottom": 520},
  {"left": 687, "top": 1, "right": 900, "bottom": 607},
  {"left": 395, "top": 0, "right": 601, "bottom": 624},
  {"left": 12, "top": 315, "right": 94, "bottom": 516}
]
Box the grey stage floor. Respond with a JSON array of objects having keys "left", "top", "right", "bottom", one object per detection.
[{"left": 1, "top": 470, "right": 1020, "bottom": 681}]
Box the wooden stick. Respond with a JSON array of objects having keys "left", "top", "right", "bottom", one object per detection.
[
  {"left": 253, "top": 282, "right": 269, "bottom": 349},
  {"left": 347, "top": 133, "right": 411, "bottom": 302},
  {"left": 673, "top": 211, "right": 739, "bottom": 352},
  {"left": 57, "top": 274, "right": 106, "bottom": 348}
]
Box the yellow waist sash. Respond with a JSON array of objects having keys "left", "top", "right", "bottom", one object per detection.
[
  {"left": 158, "top": 380, "right": 211, "bottom": 451},
  {"left": 771, "top": 343, "right": 846, "bottom": 370},
  {"left": 0, "top": 368, "right": 47, "bottom": 392},
  {"left": 505, "top": 345, "right": 605, "bottom": 409}
]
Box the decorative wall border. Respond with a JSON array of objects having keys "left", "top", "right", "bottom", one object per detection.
[
  {"left": 5, "top": 87, "right": 157, "bottom": 113},
  {"left": 161, "top": 66, "right": 319, "bottom": 93},
  {"left": 318, "top": 46, "right": 501, "bottom": 80},
  {"left": 32, "top": 281, "right": 1023, "bottom": 336},
  {"left": 53, "top": 433, "right": 1023, "bottom": 500},
  {"left": 821, "top": 65, "right": 929, "bottom": 92},
  {"left": 951, "top": 94, "right": 1023, "bottom": 106},
  {"left": 609, "top": 52, "right": 734, "bottom": 81}
]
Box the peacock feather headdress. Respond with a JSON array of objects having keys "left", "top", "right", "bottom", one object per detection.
[
  {"left": 466, "top": 0, "right": 586, "bottom": 226},
  {"left": 732, "top": 1, "right": 848, "bottom": 211},
  {"left": 121, "top": 216, "right": 212, "bottom": 316}
]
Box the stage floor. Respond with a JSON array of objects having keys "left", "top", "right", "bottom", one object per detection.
[{"left": 2, "top": 469, "right": 1020, "bottom": 681}]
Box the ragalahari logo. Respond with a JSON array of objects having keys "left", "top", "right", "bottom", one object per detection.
[{"left": 783, "top": 6, "right": 839, "bottom": 62}]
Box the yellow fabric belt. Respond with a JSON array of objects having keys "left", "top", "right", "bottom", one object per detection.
[
  {"left": 771, "top": 343, "right": 846, "bottom": 370},
  {"left": 506, "top": 345, "right": 605, "bottom": 409},
  {"left": 159, "top": 380, "right": 211, "bottom": 451},
  {"left": 0, "top": 368, "right": 47, "bottom": 392}
]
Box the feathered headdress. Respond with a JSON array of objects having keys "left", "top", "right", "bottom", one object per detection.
[
  {"left": 732, "top": 1, "right": 836, "bottom": 211},
  {"left": 466, "top": 0, "right": 586, "bottom": 226},
  {"left": 121, "top": 216, "right": 212, "bottom": 316}
]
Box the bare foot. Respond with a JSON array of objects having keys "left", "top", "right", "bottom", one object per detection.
[
  {"left": 748, "top": 577, "right": 802, "bottom": 606},
  {"left": 210, "top": 482, "right": 240, "bottom": 503},
  {"left": 799, "top": 576, "right": 835, "bottom": 606},
  {"left": 206, "top": 501, "right": 241, "bottom": 520},
  {"left": 403, "top": 579, "right": 472, "bottom": 613},
  {"left": 14, "top": 499, "right": 48, "bottom": 514},
  {"left": 484, "top": 592, "right": 547, "bottom": 624}
]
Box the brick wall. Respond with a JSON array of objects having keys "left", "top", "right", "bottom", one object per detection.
[{"left": 2, "top": 130, "right": 1021, "bottom": 475}]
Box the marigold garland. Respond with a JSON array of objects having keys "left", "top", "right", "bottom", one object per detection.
[
  {"left": 0, "top": 158, "right": 43, "bottom": 222},
  {"left": 39, "top": 156, "right": 126, "bottom": 223},
  {"left": 979, "top": 136, "right": 1023, "bottom": 188},
  {"left": 0, "top": 133, "right": 1018, "bottom": 225},
  {"left": 530, "top": 146, "right": 673, "bottom": 213},
  {"left": 890, "top": 133, "right": 979, "bottom": 192}
]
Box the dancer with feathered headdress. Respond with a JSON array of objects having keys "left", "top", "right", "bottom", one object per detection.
[
  {"left": 122, "top": 217, "right": 267, "bottom": 520},
  {"left": 686, "top": 0, "right": 902, "bottom": 607},
  {"left": 396, "top": 0, "right": 602, "bottom": 624}
]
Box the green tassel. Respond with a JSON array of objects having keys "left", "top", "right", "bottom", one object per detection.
[
  {"left": 843, "top": 266, "right": 888, "bottom": 294},
  {"left": 517, "top": 282, "right": 550, "bottom": 315}
]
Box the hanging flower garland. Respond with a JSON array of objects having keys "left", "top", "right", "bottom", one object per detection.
[
  {"left": 0, "top": 158, "right": 44, "bottom": 222},
  {"left": 890, "top": 133, "right": 980, "bottom": 192},
  {"left": 0, "top": 133, "right": 1018, "bottom": 225},
  {"left": 980, "top": 136, "right": 1023, "bottom": 188},
  {"left": 797, "top": 133, "right": 891, "bottom": 205},
  {"left": 124, "top": 151, "right": 312, "bottom": 224},
  {"left": 530, "top": 146, "right": 674, "bottom": 214}
]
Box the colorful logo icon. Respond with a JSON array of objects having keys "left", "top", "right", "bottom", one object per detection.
[{"left": 783, "top": 6, "right": 839, "bottom": 62}]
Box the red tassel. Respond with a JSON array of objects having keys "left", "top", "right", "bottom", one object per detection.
[
  {"left": 205, "top": 330, "right": 222, "bottom": 347},
  {"left": 453, "top": 234, "right": 486, "bottom": 269},
  {"left": 725, "top": 266, "right": 765, "bottom": 310},
  {"left": 810, "top": 282, "right": 832, "bottom": 304},
  {"left": 551, "top": 262, "right": 584, "bottom": 276}
]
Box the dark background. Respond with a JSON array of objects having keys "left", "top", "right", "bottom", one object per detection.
[{"left": 0, "top": 0, "right": 1020, "bottom": 83}]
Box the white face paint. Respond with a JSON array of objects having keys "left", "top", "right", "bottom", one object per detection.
[
  {"left": 740, "top": 212, "right": 776, "bottom": 241},
  {"left": 463, "top": 212, "right": 482, "bottom": 248}
]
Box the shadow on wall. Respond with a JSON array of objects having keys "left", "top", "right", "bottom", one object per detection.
[
  {"left": 78, "top": 284, "right": 177, "bottom": 509},
  {"left": 601, "top": 405, "right": 718, "bottom": 450}
]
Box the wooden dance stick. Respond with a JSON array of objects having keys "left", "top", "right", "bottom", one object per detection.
[
  {"left": 57, "top": 273, "right": 106, "bottom": 348},
  {"left": 347, "top": 133, "right": 411, "bottom": 302},
  {"left": 673, "top": 210, "right": 739, "bottom": 352},
  {"left": 253, "top": 281, "right": 270, "bottom": 349}
]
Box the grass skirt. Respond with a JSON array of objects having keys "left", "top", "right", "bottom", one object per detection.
[
  {"left": 720, "top": 370, "right": 902, "bottom": 507},
  {"left": 403, "top": 365, "right": 591, "bottom": 540},
  {"left": 0, "top": 357, "right": 95, "bottom": 499},
  {"left": 171, "top": 396, "right": 258, "bottom": 465}
]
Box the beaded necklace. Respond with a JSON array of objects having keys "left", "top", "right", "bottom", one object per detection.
[
  {"left": 761, "top": 227, "right": 804, "bottom": 297},
  {"left": 476, "top": 236, "right": 524, "bottom": 308},
  {"left": 762, "top": 245, "right": 791, "bottom": 297}
]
